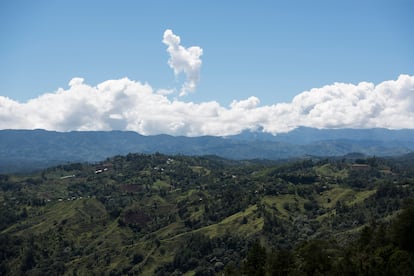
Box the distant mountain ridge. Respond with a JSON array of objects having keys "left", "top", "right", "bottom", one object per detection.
[
  {"left": 1, "top": 127, "right": 414, "bottom": 172},
  {"left": 228, "top": 127, "right": 414, "bottom": 146}
]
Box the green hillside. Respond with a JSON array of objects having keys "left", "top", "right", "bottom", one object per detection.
[{"left": 1, "top": 153, "right": 414, "bottom": 275}]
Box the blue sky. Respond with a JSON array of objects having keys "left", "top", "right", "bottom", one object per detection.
[
  {"left": 0, "top": 1, "right": 413, "bottom": 135},
  {"left": 1, "top": 0, "right": 413, "bottom": 105}
]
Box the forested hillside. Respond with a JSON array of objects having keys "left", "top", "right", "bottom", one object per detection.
[
  {"left": 1, "top": 128, "right": 414, "bottom": 173},
  {"left": 1, "top": 153, "right": 414, "bottom": 275}
]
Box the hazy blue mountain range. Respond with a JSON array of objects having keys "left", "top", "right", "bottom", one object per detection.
[{"left": 1, "top": 127, "right": 414, "bottom": 172}]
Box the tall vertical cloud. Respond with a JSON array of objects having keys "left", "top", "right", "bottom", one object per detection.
[{"left": 162, "top": 29, "right": 203, "bottom": 96}]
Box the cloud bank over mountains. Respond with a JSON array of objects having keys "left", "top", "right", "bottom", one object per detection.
[
  {"left": 1, "top": 29, "right": 413, "bottom": 136},
  {"left": 1, "top": 74, "right": 413, "bottom": 136}
]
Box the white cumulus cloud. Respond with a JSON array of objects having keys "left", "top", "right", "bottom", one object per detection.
[
  {"left": 162, "top": 29, "right": 203, "bottom": 96},
  {"left": 1, "top": 75, "right": 414, "bottom": 136}
]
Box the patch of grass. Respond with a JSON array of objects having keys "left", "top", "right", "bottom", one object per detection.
[
  {"left": 263, "top": 194, "right": 306, "bottom": 218},
  {"left": 315, "top": 164, "right": 336, "bottom": 176},
  {"left": 190, "top": 166, "right": 210, "bottom": 175},
  {"left": 155, "top": 222, "right": 187, "bottom": 240},
  {"left": 175, "top": 189, "right": 197, "bottom": 202},
  {"left": 317, "top": 186, "right": 376, "bottom": 210},
  {"left": 315, "top": 164, "right": 348, "bottom": 179},
  {"left": 152, "top": 179, "right": 170, "bottom": 190},
  {"left": 189, "top": 206, "right": 204, "bottom": 220},
  {"left": 348, "top": 189, "right": 376, "bottom": 206},
  {"left": 159, "top": 205, "right": 264, "bottom": 242},
  {"left": 316, "top": 186, "right": 354, "bottom": 209},
  {"left": 197, "top": 205, "right": 263, "bottom": 238}
]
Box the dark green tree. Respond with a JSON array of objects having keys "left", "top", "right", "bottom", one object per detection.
[
  {"left": 243, "top": 242, "right": 266, "bottom": 276},
  {"left": 391, "top": 199, "right": 414, "bottom": 253}
]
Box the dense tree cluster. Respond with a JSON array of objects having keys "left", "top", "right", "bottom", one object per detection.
[{"left": 236, "top": 199, "right": 414, "bottom": 275}]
